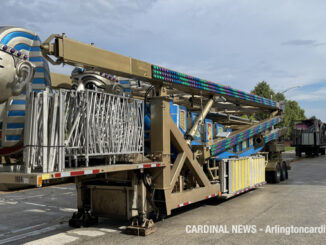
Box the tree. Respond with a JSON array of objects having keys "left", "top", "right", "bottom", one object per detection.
[
  {"left": 274, "top": 92, "right": 285, "bottom": 102},
  {"left": 250, "top": 81, "right": 276, "bottom": 120},
  {"left": 251, "top": 81, "right": 306, "bottom": 139},
  {"left": 281, "top": 100, "right": 306, "bottom": 138},
  {"left": 251, "top": 81, "right": 275, "bottom": 100}
]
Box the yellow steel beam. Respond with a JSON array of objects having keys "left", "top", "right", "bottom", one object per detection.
[
  {"left": 42, "top": 34, "right": 152, "bottom": 80},
  {"left": 50, "top": 72, "right": 72, "bottom": 89},
  {"left": 41, "top": 34, "right": 280, "bottom": 111}
]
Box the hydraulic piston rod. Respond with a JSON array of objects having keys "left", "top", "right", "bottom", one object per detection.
[{"left": 186, "top": 96, "right": 217, "bottom": 144}]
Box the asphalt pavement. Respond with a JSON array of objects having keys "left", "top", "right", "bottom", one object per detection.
[{"left": 0, "top": 154, "right": 325, "bottom": 245}]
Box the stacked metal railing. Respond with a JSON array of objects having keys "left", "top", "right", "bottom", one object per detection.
[
  {"left": 23, "top": 89, "right": 144, "bottom": 173},
  {"left": 219, "top": 156, "right": 266, "bottom": 194}
]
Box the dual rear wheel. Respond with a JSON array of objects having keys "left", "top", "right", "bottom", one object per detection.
[{"left": 266, "top": 162, "right": 288, "bottom": 184}]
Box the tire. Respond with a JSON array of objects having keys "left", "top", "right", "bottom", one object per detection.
[
  {"left": 266, "top": 163, "right": 281, "bottom": 184},
  {"left": 280, "top": 163, "right": 286, "bottom": 181},
  {"left": 295, "top": 149, "right": 301, "bottom": 157},
  {"left": 306, "top": 150, "right": 312, "bottom": 157},
  {"left": 320, "top": 148, "right": 325, "bottom": 155},
  {"left": 281, "top": 162, "right": 288, "bottom": 180}
]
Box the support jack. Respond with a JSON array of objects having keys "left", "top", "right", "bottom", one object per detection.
[{"left": 126, "top": 215, "right": 157, "bottom": 236}]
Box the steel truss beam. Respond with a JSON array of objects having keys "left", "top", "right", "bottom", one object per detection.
[{"left": 41, "top": 34, "right": 280, "bottom": 112}]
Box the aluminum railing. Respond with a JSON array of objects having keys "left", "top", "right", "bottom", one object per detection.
[{"left": 23, "top": 89, "right": 144, "bottom": 173}]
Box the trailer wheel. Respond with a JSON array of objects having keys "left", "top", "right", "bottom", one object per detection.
[
  {"left": 266, "top": 163, "right": 281, "bottom": 184},
  {"left": 306, "top": 150, "right": 312, "bottom": 157},
  {"left": 295, "top": 149, "right": 301, "bottom": 157},
  {"left": 280, "top": 162, "right": 288, "bottom": 181}
]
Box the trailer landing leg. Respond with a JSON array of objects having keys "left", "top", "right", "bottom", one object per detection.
[
  {"left": 126, "top": 176, "right": 157, "bottom": 236},
  {"left": 126, "top": 216, "right": 157, "bottom": 236}
]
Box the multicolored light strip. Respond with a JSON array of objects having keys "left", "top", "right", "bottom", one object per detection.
[
  {"left": 211, "top": 117, "right": 282, "bottom": 156},
  {"left": 152, "top": 65, "right": 278, "bottom": 108},
  {"left": 264, "top": 131, "right": 280, "bottom": 144}
]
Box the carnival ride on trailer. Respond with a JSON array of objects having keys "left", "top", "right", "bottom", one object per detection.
[{"left": 0, "top": 27, "right": 289, "bottom": 235}]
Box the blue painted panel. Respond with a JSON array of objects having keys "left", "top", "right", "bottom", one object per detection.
[
  {"left": 8, "top": 111, "right": 25, "bottom": 116},
  {"left": 35, "top": 67, "right": 45, "bottom": 73},
  {"left": 238, "top": 146, "right": 264, "bottom": 157},
  {"left": 29, "top": 56, "right": 46, "bottom": 63},
  {"left": 7, "top": 123, "right": 24, "bottom": 129},
  {"left": 190, "top": 112, "right": 202, "bottom": 145},
  {"left": 144, "top": 104, "right": 151, "bottom": 139},
  {"left": 119, "top": 80, "right": 130, "bottom": 85},
  {"left": 6, "top": 135, "right": 21, "bottom": 141},
  {"left": 215, "top": 123, "right": 224, "bottom": 136},
  {"left": 1, "top": 31, "right": 39, "bottom": 44},
  {"left": 32, "top": 78, "right": 47, "bottom": 85},
  {"left": 204, "top": 119, "right": 213, "bottom": 143},
  {"left": 144, "top": 114, "right": 151, "bottom": 131},
  {"left": 215, "top": 145, "right": 265, "bottom": 161},
  {"left": 11, "top": 100, "right": 26, "bottom": 105},
  {"left": 169, "top": 101, "right": 178, "bottom": 126},
  {"left": 14, "top": 43, "right": 40, "bottom": 51},
  {"left": 214, "top": 151, "right": 237, "bottom": 161}
]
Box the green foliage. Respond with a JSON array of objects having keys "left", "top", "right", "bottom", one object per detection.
[
  {"left": 251, "top": 81, "right": 275, "bottom": 100},
  {"left": 274, "top": 92, "right": 285, "bottom": 102},
  {"left": 281, "top": 100, "right": 306, "bottom": 138},
  {"left": 251, "top": 81, "right": 306, "bottom": 139},
  {"left": 284, "top": 146, "right": 295, "bottom": 152},
  {"left": 251, "top": 81, "right": 285, "bottom": 102}
]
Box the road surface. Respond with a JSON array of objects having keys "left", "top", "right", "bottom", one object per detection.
[{"left": 0, "top": 154, "right": 325, "bottom": 245}]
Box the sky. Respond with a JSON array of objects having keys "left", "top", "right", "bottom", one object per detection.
[{"left": 2, "top": 0, "right": 326, "bottom": 121}]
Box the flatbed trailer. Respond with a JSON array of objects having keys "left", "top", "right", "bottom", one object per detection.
[
  {"left": 0, "top": 162, "right": 164, "bottom": 190},
  {"left": 0, "top": 27, "right": 290, "bottom": 235}
]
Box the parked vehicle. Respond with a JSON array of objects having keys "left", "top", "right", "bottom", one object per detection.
[{"left": 292, "top": 119, "right": 326, "bottom": 157}]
